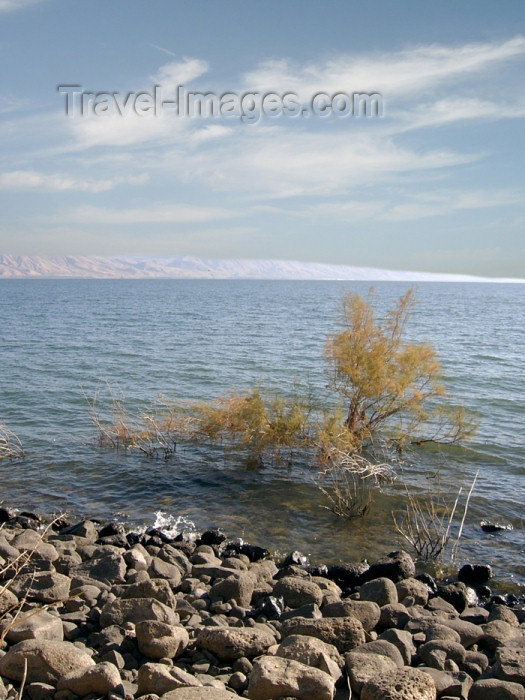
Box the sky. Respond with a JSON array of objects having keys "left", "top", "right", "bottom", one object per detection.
[{"left": 0, "top": 0, "right": 524, "bottom": 277}]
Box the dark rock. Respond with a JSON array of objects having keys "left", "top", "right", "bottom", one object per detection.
[
  {"left": 145, "top": 527, "right": 175, "bottom": 544},
  {"left": 481, "top": 521, "right": 513, "bottom": 532},
  {"left": 458, "top": 563, "right": 493, "bottom": 585},
  {"left": 198, "top": 529, "right": 226, "bottom": 546},
  {"left": 435, "top": 581, "right": 469, "bottom": 613},
  {"left": 126, "top": 532, "right": 148, "bottom": 546},
  {"left": 478, "top": 585, "right": 492, "bottom": 598},
  {"left": 325, "top": 562, "right": 369, "bottom": 589},
  {"left": 416, "top": 573, "right": 438, "bottom": 594},
  {"left": 281, "top": 551, "right": 310, "bottom": 568},
  {"left": 237, "top": 543, "right": 269, "bottom": 562},
  {"left": 359, "top": 550, "right": 415, "bottom": 584},
  {"left": 0, "top": 506, "right": 12, "bottom": 523},
  {"left": 97, "top": 534, "right": 129, "bottom": 548},
  {"left": 98, "top": 522, "right": 126, "bottom": 539}
]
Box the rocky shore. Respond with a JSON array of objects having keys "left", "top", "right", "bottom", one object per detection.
[{"left": 0, "top": 510, "right": 524, "bottom": 700}]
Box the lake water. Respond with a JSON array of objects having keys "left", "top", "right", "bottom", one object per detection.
[{"left": 0, "top": 279, "right": 524, "bottom": 588}]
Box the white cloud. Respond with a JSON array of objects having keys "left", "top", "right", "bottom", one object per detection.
[
  {"left": 395, "top": 97, "right": 525, "bottom": 132},
  {"left": 244, "top": 36, "right": 525, "bottom": 99},
  {"left": 152, "top": 58, "right": 209, "bottom": 93},
  {"left": 0, "top": 0, "right": 44, "bottom": 13},
  {"left": 171, "top": 128, "right": 477, "bottom": 198},
  {"left": 33, "top": 203, "right": 241, "bottom": 226},
  {"left": 0, "top": 170, "right": 148, "bottom": 192}
]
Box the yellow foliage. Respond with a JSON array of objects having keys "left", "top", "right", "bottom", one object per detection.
[{"left": 324, "top": 288, "right": 472, "bottom": 448}]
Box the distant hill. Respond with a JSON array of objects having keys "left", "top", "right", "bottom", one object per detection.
[{"left": 0, "top": 254, "right": 521, "bottom": 282}]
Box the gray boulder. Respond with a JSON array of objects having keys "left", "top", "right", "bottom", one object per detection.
[
  {"left": 5, "top": 609, "right": 64, "bottom": 643},
  {"left": 137, "top": 662, "right": 201, "bottom": 695},
  {"left": 345, "top": 651, "right": 398, "bottom": 694},
  {"left": 469, "top": 678, "right": 525, "bottom": 700},
  {"left": 0, "top": 638, "right": 95, "bottom": 684},
  {"left": 280, "top": 615, "right": 365, "bottom": 653},
  {"left": 197, "top": 625, "right": 276, "bottom": 660},
  {"left": 359, "top": 577, "right": 398, "bottom": 606},
  {"left": 99, "top": 597, "right": 179, "bottom": 627},
  {"left": 247, "top": 655, "right": 335, "bottom": 700},
  {"left": 361, "top": 667, "right": 436, "bottom": 700},
  {"left": 272, "top": 576, "right": 323, "bottom": 609},
  {"left": 56, "top": 661, "right": 122, "bottom": 695},
  {"left": 135, "top": 620, "right": 189, "bottom": 659},
  {"left": 322, "top": 599, "right": 380, "bottom": 632}
]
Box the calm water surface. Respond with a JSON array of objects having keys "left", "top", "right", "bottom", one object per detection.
[{"left": 0, "top": 280, "right": 524, "bottom": 587}]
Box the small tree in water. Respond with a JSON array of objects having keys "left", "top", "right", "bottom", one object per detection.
[{"left": 324, "top": 288, "right": 476, "bottom": 450}]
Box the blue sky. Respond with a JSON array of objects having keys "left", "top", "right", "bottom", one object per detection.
[{"left": 1, "top": 0, "right": 524, "bottom": 277}]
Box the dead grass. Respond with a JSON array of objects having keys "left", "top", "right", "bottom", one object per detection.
[
  {"left": 392, "top": 470, "right": 479, "bottom": 561},
  {"left": 0, "top": 421, "right": 24, "bottom": 462}
]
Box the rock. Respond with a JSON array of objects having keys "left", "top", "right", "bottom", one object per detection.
[
  {"left": 482, "top": 620, "right": 523, "bottom": 652},
  {"left": 469, "top": 678, "right": 525, "bottom": 700},
  {"left": 419, "top": 667, "right": 473, "bottom": 698},
  {"left": 280, "top": 615, "right": 365, "bottom": 653},
  {"left": 361, "top": 667, "right": 436, "bottom": 700},
  {"left": 272, "top": 576, "right": 323, "bottom": 609},
  {"left": 494, "top": 646, "right": 525, "bottom": 684},
  {"left": 354, "top": 640, "right": 405, "bottom": 668},
  {"left": 148, "top": 556, "right": 183, "bottom": 585},
  {"left": 137, "top": 662, "right": 202, "bottom": 695},
  {"left": 26, "top": 682, "right": 56, "bottom": 700},
  {"left": 247, "top": 655, "right": 335, "bottom": 700},
  {"left": 121, "top": 578, "right": 176, "bottom": 608},
  {"left": 72, "top": 552, "right": 127, "bottom": 584},
  {"left": 418, "top": 640, "right": 466, "bottom": 669},
  {"left": 0, "top": 588, "right": 19, "bottom": 616},
  {"left": 458, "top": 564, "right": 492, "bottom": 585},
  {"left": 435, "top": 582, "right": 469, "bottom": 613},
  {"left": 322, "top": 599, "right": 380, "bottom": 632},
  {"left": 426, "top": 596, "right": 459, "bottom": 617},
  {"left": 99, "top": 597, "right": 179, "bottom": 627},
  {"left": 325, "top": 562, "right": 369, "bottom": 588},
  {"left": 378, "top": 603, "right": 410, "bottom": 630},
  {"left": 199, "top": 529, "right": 226, "bottom": 546},
  {"left": 359, "top": 577, "right": 398, "bottom": 606},
  {"left": 424, "top": 623, "right": 462, "bottom": 644},
  {"left": 378, "top": 629, "right": 416, "bottom": 665},
  {"left": 460, "top": 606, "right": 490, "bottom": 625},
  {"left": 345, "top": 651, "right": 398, "bottom": 694},
  {"left": 276, "top": 634, "right": 342, "bottom": 680},
  {"left": 56, "top": 661, "right": 122, "bottom": 695},
  {"left": 360, "top": 551, "right": 415, "bottom": 584},
  {"left": 396, "top": 577, "right": 429, "bottom": 605},
  {"left": 209, "top": 572, "right": 255, "bottom": 607},
  {"left": 196, "top": 625, "right": 276, "bottom": 660},
  {"left": 161, "top": 688, "right": 240, "bottom": 699},
  {"left": 9, "top": 571, "right": 71, "bottom": 603},
  {"left": 0, "top": 638, "right": 95, "bottom": 683},
  {"left": 280, "top": 602, "right": 321, "bottom": 621},
  {"left": 135, "top": 620, "right": 189, "bottom": 659},
  {"left": 5, "top": 609, "right": 64, "bottom": 643},
  {"left": 441, "top": 618, "right": 485, "bottom": 647},
  {"left": 60, "top": 520, "right": 99, "bottom": 540},
  {"left": 488, "top": 604, "right": 520, "bottom": 627}
]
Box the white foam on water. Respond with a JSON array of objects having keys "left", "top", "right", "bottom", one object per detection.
[{"left": 152, "top": 510, "right": 197, "bottom": 538}]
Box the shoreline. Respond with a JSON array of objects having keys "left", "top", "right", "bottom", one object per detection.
[{"left": 1, "top": 508, "right": 524, "bottom": 698}]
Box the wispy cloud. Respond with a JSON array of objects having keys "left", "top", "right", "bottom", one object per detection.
[
  {"left": 0, "top": 170, "right": 148, "bottom": 192},
  {"left": 0, "top": 0, "right": 45, "bottom": 13},
  {"left": 32, "top": 202, "right": 241, "bottom": 226},
  {"left": 244, "top": 36, "right": 525, "bottom": 98}
]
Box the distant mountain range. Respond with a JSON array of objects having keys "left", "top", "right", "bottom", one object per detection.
[{"left": 0, "top": 254, "right": 522, "bottom": 282}]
